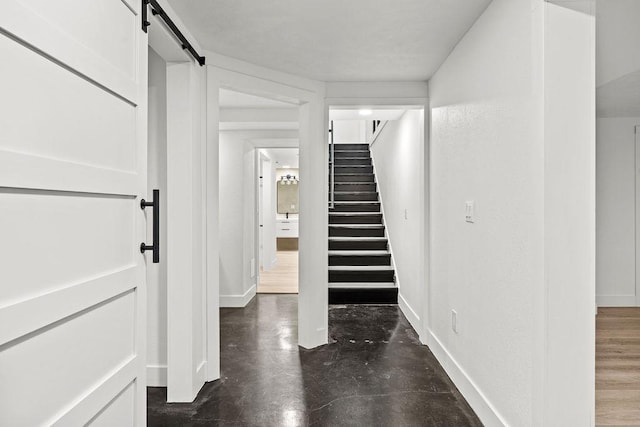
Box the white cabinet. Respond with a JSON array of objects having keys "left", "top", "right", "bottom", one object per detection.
[{"left": 276, "top": 219, "right": 299, "bottom": 238}]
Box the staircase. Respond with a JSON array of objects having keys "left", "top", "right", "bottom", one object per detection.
[{"left": 328, "top": 143, "right": 397, "bottom": 304}]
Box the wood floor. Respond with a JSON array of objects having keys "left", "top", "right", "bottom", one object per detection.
[
  {"left": 257, "top": 251, "right": 298, "bottom": 294},
  {"left": 597, "top": 307, "right": 640, "bottom": 426}
]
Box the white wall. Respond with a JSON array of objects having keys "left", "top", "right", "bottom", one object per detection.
[
  {"left": 429, "top": 1, "right": 542, "bottom": 423},
  {"left": 596, "top": 0, "right": 640, "bottom": 87},
  {"left": 219, "top": 132, "right": 257, "bottom": 306},
  {"left": 429, "top": 0, "right": 595, "bottom": 425},
  {"left": 370, "top": 109, "right": 424, "bottom": 335},
  {"left": 147, "top": 47, "right": 168, "bottom": 387},
  {"left": 597, "top": 118, "right": 640, "bottom": 305},
  {"left": 333, "top": 120, "right": 366, "bottom": 143}
]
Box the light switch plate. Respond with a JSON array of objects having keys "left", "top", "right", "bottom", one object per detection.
[{"left": 465, "top": 201, "right": 474, "bottom": 223}]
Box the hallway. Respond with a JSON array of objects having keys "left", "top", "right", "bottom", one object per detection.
[
  {"left": 258, "top": 251, "right": 299, "bottom": 294},
  {"left": 147, "top": 295, "right": 481, "bottom": 426}
]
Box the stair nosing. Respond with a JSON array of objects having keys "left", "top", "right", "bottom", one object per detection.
[
  {"left": 329, "top": 212, "right": 381, "bottom": 215},
  {"left": 334, "top": 172, "right": 374, "bottom": 175},
  {"left": 328, "top": 236, "right": 387, "bottom": 241},
  {"left": 332, "top": 183, "right": 377, "bottom": 185},
  {"left": 329, "top": 265, "right": 394, "bottom": 271},
  {"left": 328, "top": 283, "right": 396, "bottom": 288},
  {"left": 329, "top": 250, "right": 390, "bottom": 255},
  {"left": 333, "top": 191, "right": 377, "bottom": 194},
  {"left": 332, "top": 201, "right": 380, "bottom": 204},
  {"left": 329, "top": 224, "right": 384, "bottom": 228}
]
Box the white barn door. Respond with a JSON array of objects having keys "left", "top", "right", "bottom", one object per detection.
[{"left": 0, "top": 0, "right": 148, "bottom": 425}]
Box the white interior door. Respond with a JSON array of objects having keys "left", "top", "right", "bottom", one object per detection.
[
  {"left": 259, "top": 156, "right": 264, "bottom": 271},
  {"left": 0, "top": 1, "right": 148, "bottom": 425}
]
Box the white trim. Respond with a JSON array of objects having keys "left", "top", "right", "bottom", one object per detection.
[
  {"left": 597, "top": 295, "right": 638, "bottom": 307},
  {"left": 368, "top": 120, "right": 388, "bottom": 148},
  {"left": 325, "top": 82, "right": 429, "bottom": 100},
  {"left": 398, "top": 293, "right": 422, "bottom": 337},
  {"left": 154, "top": 0, "right": 204, "bottom": 53},
  {"left": 147, "top": 4, "right": 190, "bottom": 64},
  {"left": 329, "top": 282, "right": 396, "bottom": 289},
  {"left": 146, "top": 365, "right": 167, "bottom": 387},
  {"left": 50, "top": 356, "right": 137, "bottom": 426},
  {"left": 0, "top": 150, "right": 137, "bottom": 196},
  {"left": 220, "top": 285, "right": 257, "bottom": 308},
  {"left": 213, "top": 67, "right": 314, "bottom": 105},
  {"left": 636, "top": 126, "right": 640, "bottom": 306},
  {"left": 205, "top": 66, "right": 221, "bottom": 383},
  {"left": 204, "top": 51, "right": 323, "bottom": 96},
  {"left": 369, "top": 146, "right": 400, "bottom": 286},
  {"left": 0, "top": 266, "right": 137, "bottom": 346},
  {"left": 208, "top": 63, "right": 328, "bottom": 353},
  {"left": 426, "top": 331, "right": 507, "bottom": 427}
]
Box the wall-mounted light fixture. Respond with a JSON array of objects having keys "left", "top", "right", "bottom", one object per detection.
[{"left": 279, "top": 174, "right": 299, "bottom": 185}]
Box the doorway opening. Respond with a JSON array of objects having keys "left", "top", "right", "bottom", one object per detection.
[
  {"left": 218, "top": 87, "right": 301, "bottom": 306},
  {"left": 325, "top": 106, "right": 425, "bottom": 333},
  {"left": 594, "top": 0, "right": 640, "bottom": 423},
  {"left": 257, "top": 148, "right": 300, "bottom": 294}
]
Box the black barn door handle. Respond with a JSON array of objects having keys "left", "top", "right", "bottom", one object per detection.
[{"left": 140, "top": 189, "right": 160, "bottom": 263}]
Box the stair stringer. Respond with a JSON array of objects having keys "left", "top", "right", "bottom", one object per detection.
[{"left": 369, "top": 144, "right": 398, "bottom": 291}]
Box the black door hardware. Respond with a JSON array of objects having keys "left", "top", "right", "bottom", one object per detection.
[{"left": 140, "top": 189, "right": 160, "bottom": 263}]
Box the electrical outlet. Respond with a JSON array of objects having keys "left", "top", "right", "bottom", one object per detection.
[
  {"left": 465, "top": 201, "right": 474, "bottom": 223},
  {"left": 452, "top": 310, "right": 458, "bottom": 333}
]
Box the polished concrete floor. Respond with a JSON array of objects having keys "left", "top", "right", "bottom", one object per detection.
[{"left": 148, "top": 295, "right": 481, "bottom": 426}]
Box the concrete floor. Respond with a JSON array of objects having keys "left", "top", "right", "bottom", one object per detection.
[{"left": 148, "top": 295, "right": 481, "bottom": 426}]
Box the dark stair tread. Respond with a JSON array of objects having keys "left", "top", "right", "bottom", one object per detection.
[
  {"left": 329, "top": 269, "right": 394, "bottom": 281},
  {"left": 328, "top": 287, "right": 398, "bottom": 304},
  {"left": 329, "top": 250, "right": 390, "bottom": 254},
  {"left": 329, "top": 212, "right": 383, "bottom": 216},
  {"left": 328, "top": 143, "right": 396, "bottom": 304},
  {"left": 329, "top": 265, "right": 394, "bottom": 270},
  {"left": 329, "top": 224, "right": 384, "bottom": 227}
]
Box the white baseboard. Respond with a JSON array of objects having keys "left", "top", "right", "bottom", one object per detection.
[
  {"left": 426, "top": 330, "right": 507, "bottom": 427},
  {"left": 195, "top": 360, "right": 207, "bottom": 386},
  {"left": 147, "top": 365, "right": 167, "bottom": 387},
  {"left": 398, "top": 292, "right": 422, "bottom": 338},
  {"left": 597, "top": 295, "right": 637, "bottom": 307},
  {"left": 220, "top": 284, "right": 256, "bottom": 308}
]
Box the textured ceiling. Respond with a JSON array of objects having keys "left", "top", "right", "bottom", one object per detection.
[{"left": 167, "top": 0, "right": 492, "bottom": 81}]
